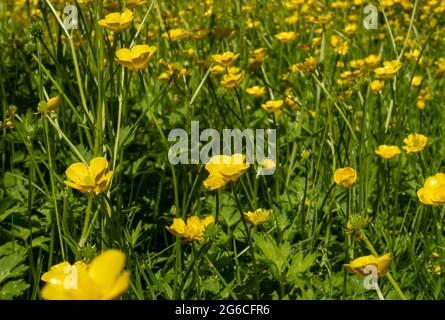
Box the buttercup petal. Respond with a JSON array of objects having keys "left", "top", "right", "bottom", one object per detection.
[
  {"left": 65, "top": 163, "right": 90, "bottom": 184},
  {"left": 89, "top": 157, "right": 109, "bottom": 181},
  {"left": 88, "top": 249, "right": 126, "bottom": 290}
]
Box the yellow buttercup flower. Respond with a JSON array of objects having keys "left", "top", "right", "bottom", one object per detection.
[
  {"left": 246, "top": 86, "right": 266, "bottom": 97},
  {"left": 334, "top": 167, "right": 357, "bottom": 189},
  {"left": 115, "top": 45, "right": 157, "bottom": 72},
  {"left": 47, "top": 96, "right": 61, "bottom": 110},
  {"left": 244, "top": 209, "right": 272, "bottom": 225},
  {"left": 416, "top": 88, "right": 431, "bottom": 110},
  {"left": 375, "top": 145, "right": 401, "bottom": 159},
  {"left": 211, "top": 51, "right": 240, "bottom": 68},
  {"left": 417, "top": 173, "right": 445, "bottom": 205},
  {"left": 38, "top": 96, "right": 61, "bottom": 115},
  {"left": 308, "top": 12, "right": 333, "bottom": 24},
  {"left": 162, "top": 28, "right": 189, "bottom": 42},
  {"left": 203, "top": 175, "right": 227, "bottom": 191},
  {"left": 330, "top": 35, "right": 349, "bottom": 55},
  {"left": 158, "top": 59, "right": 190, "bottom": 82},
  {"left": 166, "top": 215, "right": 214, "bottom": 241},
  {"left": 248, "top": 48, "right": 267, "bottom": 70},
  {"left": 98, "top": 9, "right": 134, "bottom": 32},
  {"left": 337, "top": 69, "right": 363, "bottom": 85},
  {"left": 41, "top": 249, "right": 130, "bottom": 300},
  {"left": 434, "top": 264, "right": 441, "bottom": 276},
  {"left": 125, "top": 0, "right": 146, "bottom": 8},
  {"left": 289, "top": 56, "right": 317, "bottom": 75},
  {"left": 284, "top": 88, "right": 299, "bottom": 108},
  {"left": 220, "top": 68, "right": 245, "bottom": 90},
  {"left": 344, "top": 23, "right": 357, "bottom": 34},
  {"left": 374, "top": 60, "right": 403, "bottom": 79},
  {"left": 364, "top": 54, "right": 382, "bottom": 69},
  {"left": 285, "top": 14, "right": 298, "bottom": 25},
  {"left": 404, "top": 49, "right": 421, "bottom": 61},
  {"left": 370, "top": 80, "right": 385, "bottom": 92},
  {"left": 411, "top": 75, "right": 423, "bottom": 87},
  {"left": 350, "top": 59, "right": 365, "bottom": 70},
  {"left": 274, "top": 31, "right": 298, "bottom": 43},
  {"left": 205, "top": 154, "right": 250, "bottom": 183},
  {"left": 261, "top": 99, "right": 284, "bottom": 113},
  {"left": 402, "top": 133, "right": 428, "bottom": 153},
  {"left": 344, "top": 253, "right": 392, "bottom": 277},
  {"left": 210, "top": 65, "right": 226, "bottom": 75},
  {"left": 64, "top": 157, "right": 113, "bottom": 195}
]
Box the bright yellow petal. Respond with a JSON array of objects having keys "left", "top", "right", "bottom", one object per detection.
[
  {"left": 202, "top": 215, "right": 215, "bottom": 227},
  {"left": 417, "top": 188, "right": 434, "bottom": 205},
  {"left": 88, "top": 249, "right": 126, "bottom": 290},
  {"left": 64, "top": 180, "right": 88, "bottom": 192},
  {"left": 65, "top": 163, "right": 90, "bottom": 184},
  {"left": 115, "top": 48, "right": 132, "bottom": 62},
  {"left": 89, "top": 157, "right": 109, "bottom": 181},
  {"left": 119, "top": 9, "right": 134, "bottom": 29},
  {"left": 101, "top": 271, "right": 130, "bottom": 299},
  {"left": 115, "top": 48, "right": 135, "bottom": 70},
  {"left": 166, "top": 218, "right": 186, "bottom": 236},
  {"left": 203, "top": 175, "right": 227, "bottom": 190},
  {"left": 40, "top": 283, "right": 70, "bottom": 300},
  {"left": 377, "top": 253, "right": 392, "bottom": 276},
  {"left": 131, "top": 45, "right": 157, "bottom": 70},
  {"left": 41, "top": 261, "right": 71, "bottom": 285}
]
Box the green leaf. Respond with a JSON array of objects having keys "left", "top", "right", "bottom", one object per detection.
[
  {"left": 287, "top": 251, "right": 317, "bottom": 282},
  {"left": 0, "top": 280, "right": 30, "bottom": 300},
  {"left": 0, "top": 250, "right": 29, "bottom": 283},
  {"left": 0, "top": 242, "right": 29, "bottom": 300}
]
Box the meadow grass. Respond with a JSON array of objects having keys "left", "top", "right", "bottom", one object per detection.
[{"left": 1, "top": 0, "right": 445, "bottom": 300}]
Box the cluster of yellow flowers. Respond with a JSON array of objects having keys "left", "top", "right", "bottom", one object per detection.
[
  {"left": 210, "top": 51, "right": 245, "bottom": 90},
  {"left": 98, "top": 8, "right": 158, "bottom": 72},
  {"left": 203, "top": 154, "right": 250, "bottom": 191},
  {"left": 374, "top": 133, "right": 428, "bottom": 160},
  {"left": 166, "top": 215, "right": 215, "bottom": 242}
]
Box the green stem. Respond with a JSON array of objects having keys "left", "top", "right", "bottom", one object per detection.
[
  {"left": 204, "top": 254, "right": 238, "bottom": 299},
  {"left": 79, "top": 197, "right": 93, "bottom": 247},
  {"left": 215, "top": 190, "right": 220, "bottom": 223},
  {"left": 43, "top": 120, "right": 65, "bottom": 259},
  {"left": 361, "top": 231, "right": 408, "bottom": 300},
  {"left": 232, "top": 184, "right": 260, "bottom": 299}
]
